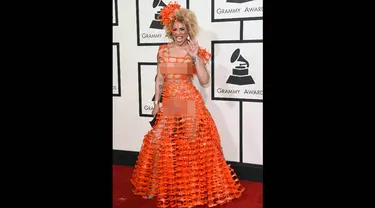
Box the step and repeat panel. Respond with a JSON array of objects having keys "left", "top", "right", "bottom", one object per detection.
[{"left": 113, "top": 0, "right": 263, "bottom": 166}]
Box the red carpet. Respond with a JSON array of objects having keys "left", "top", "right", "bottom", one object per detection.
[{"left": 113, "top": 165, "right": 263, "bottom": 208}]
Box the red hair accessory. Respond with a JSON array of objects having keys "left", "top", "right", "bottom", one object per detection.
[{"left": 158, "top": 1, "right": 181, "bottom": 26}]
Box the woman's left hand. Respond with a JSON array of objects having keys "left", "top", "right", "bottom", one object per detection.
[{"left": 187, "top": 39, "right": 198, "bottom": 57}]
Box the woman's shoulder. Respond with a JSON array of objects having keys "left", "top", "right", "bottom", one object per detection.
[
  {"left": 158, "top": 42, "right": 172, "bottom": 50},
  {"left": 158, "top": 43, "right": 171, "bottom": 54},
  {"left": 157, "top": 44, "right": 169, "bottom": 58},
  {"left": 159, "top": 43, "right": 168, "bottom": 48}
]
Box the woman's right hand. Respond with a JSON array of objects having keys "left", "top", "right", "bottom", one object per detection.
[{"left": 152, "top": 104, "right": 160, "bottom": 117}]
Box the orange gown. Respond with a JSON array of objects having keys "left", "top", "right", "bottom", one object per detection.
[{"left": 131, "top": 43, "right": 245, "bottom": 208}]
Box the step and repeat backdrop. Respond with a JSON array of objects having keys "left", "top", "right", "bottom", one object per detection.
[{"left": 113, "top": 0, "right": 263, "bottom": 165}]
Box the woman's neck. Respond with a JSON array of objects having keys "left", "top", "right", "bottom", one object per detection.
[{"left": 172, "top": 41, "right": 188, "bottom": 48}]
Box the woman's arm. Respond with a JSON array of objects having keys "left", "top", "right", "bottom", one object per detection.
[
  {"left": 154, "top": 54, "right": 164, "bottom": 106},
  {"left": 192, "top": 55, "right": 209, "bottom": 86},
  {"left": 187, "top": 40, "right": 211, "bottom": 86},
  {"left": 152, "top": 53, "right": 164, "bottom": 116}
]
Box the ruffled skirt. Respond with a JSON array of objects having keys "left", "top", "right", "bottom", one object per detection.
[{"left": 131, "top": 90, "right": 244, "bottom": 208}]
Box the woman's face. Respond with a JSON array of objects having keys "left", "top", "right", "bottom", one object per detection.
[{"left": 172, "top": 21, "right": 188, "bottom": 45}]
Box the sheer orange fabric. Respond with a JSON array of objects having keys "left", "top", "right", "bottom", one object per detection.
[{"left": 131, "top": 43, "right": 245, "bottom": 208}]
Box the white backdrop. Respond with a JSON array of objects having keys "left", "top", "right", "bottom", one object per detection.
[{"left": 113, "top": 0, "right": 263, "bottom": 165}]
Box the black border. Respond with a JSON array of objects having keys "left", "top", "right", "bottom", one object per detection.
[
  {"left": 211, "top": 0, "right": 263, "bottom": 22},
  {"left": 239, "top": 101, "right": 243, "bottom": 162},
  {"left": 113, "top": 0, "right": 119, "bottom": 26},
  {"left": 240, "top": 20, "right": 244, "bottom": 40},
  {"left": 113, "top": 149, "right": 263, "bottom": 182},
  {"left": 136, "top": 0, "right": 190, "bottom": 46},
  {"left": 113, "top": 42, "right": 121, "bottom": 97},
  {"left": 138, "top": 62, "right": 157, "bottom": 117},
  {"left": 211, "top": 39, "right": 263, "bottom": 102}
]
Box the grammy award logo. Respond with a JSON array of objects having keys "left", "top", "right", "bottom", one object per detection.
[
  {"left": 149, "top": 0, "right": 167, "bottom": 29},
  {"left": 226, "top": 0, "right": 254, "bottom": 3},
  {"left": 226, "top": 48, "right": 255, "bottom": 85}
]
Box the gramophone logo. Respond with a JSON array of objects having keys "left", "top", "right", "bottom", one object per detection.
[
  {"left": 226, "top": 48, "right": 255, "bottom": 85},
  {"left": 149, "top": 0, "right": 167, "bottom": 29},
  {"left": 226, "top": 0, "right": 254, "bottom": 3}
]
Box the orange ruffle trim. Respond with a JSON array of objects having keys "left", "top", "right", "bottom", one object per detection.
[
  {"left": 131, "top": 113, "right": 245, "bottom": 207},
  {"left": 131, "top": 43, "right": 244, "bottom": 208},
  {"left": 198, "top": 47, "right": 212, "bottom": 65}
]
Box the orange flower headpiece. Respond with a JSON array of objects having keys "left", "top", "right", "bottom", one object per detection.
[{"left": 158, "top": 1, "right": 181, "bottom": 26}]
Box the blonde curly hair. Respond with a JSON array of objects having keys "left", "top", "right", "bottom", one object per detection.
[{"left": 164, "top": 8, "right": 199, "bottom": 40}]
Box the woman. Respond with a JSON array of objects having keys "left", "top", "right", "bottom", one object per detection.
[{"left": 131, "top": 2, "right": 245, "bottom": 207}]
